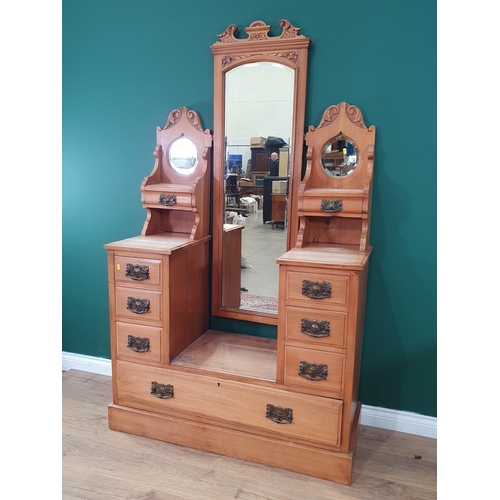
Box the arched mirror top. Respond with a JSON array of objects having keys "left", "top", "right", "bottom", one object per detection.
[{"left": 304, "top": 103, "right": 376, "bottom": 190}]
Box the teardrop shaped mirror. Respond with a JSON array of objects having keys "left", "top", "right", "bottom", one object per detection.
[
  {"left": 321, "top": 136, "right": 358, "bottom": 176},
  {"left": 169, "top": 136, "right": 198, "bottom": 174}
]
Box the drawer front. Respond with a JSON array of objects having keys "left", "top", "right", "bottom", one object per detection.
[
  {"left": 115, "top": 287, "right": 162, "bottom": 322},
  {"left": 284, "top": 346, "right": 345, "bottom": 399},
  {"left": 285, "top": 306, "right": 348, "bottom": 349},
  {"left": 116, "top": 322, "right": 162, "bottom": 364},
  {"left": 116, "top": 361, "right": 343, "bottom": 448},
  {"left": 301, "top": 197, "right": 363, "bottom": 214},
  {"left": 286, "top": 271, "right": 350, "bottom": 307},
  {"left": 142, "top": 190, "right": 193, "bottom": 210},
  {"left": 114, "top": 256, "right": 161, "bottom": 287}
]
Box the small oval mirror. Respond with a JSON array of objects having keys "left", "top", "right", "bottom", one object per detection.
[
  {"left": 169, "top": 136, "right": 198, "bottom": 174},
  {"left": 321, "top": 136, "right": 358, "bottom": 177}
]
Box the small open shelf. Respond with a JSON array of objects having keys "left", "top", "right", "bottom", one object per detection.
[{"left": 171, "top": 330, "right": 277, "bottom": 382}]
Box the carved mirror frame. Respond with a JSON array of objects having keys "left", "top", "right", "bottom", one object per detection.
[{"left": 210, "top": 20, "right": 310, "bottom": 325}]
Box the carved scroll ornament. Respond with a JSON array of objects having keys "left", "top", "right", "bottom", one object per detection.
[
  {"left": 302, "top": 280, "right": 332, "bottom": 300},
  {"left": 161, "top": 107, "right": 204, "bottom": 132},
  {"left": 315, "top": 102, "right": 367, "bottom": 130},
  {"left": 125, "top": 263, "right": 149, "bottom": 281},
  {"left": 217, "top": 19, "right": 304, "bottom": 44}
]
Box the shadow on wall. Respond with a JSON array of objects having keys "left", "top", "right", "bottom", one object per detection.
[{"left": 360, "top": 147, "right": 437, "bottom": 416}]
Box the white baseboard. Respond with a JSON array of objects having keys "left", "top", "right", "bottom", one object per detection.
[
  {"left": 62, "top": 351, "right": 112, "bottom": 376},
  {"left": 62, "top": 351, "right": 436, "bottom": 439}
]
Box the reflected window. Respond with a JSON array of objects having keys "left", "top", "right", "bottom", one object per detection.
[
  {"left": 321, "top": 136, "right": 358, "bottom": 177},
  {"left": 169, "top": 136, "right": 198, "bottom": 174}
]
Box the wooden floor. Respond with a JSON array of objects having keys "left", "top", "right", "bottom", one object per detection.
[{"left": 62, "top": 370, "right": 437, "bottom": 500}]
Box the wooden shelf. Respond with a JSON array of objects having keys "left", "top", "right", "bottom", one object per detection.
[{"left": 171, "top": 330, "right": 277, "bottom": 382}]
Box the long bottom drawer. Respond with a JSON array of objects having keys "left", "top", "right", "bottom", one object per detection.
[{"left": 116, "top": 360, "right": 343, "bottom": 448}]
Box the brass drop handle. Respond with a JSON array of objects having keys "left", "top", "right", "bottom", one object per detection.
[
  {"left": 320, "top": 199, "right": 343, "bottom": 213},
  {"left": 159, "top": 193, "right": 177, "bottom": 206},
  {"left": 301, "top": 318, "right": 330, "bottom": 338},
  {"left": 298, "top": 361, "right": 328, "bottom": 381},
  {"left": 266, "top": 404, "right": 293, "bottom": 424},
  {"left": 127, "top": 335, "right": 150, "bottom": 353},
  {"left": 126, "top": 297, "right": 150, "bottom": 314},
  {"left": 301, "top": 280, "right": 332, "bottom": 299},
  {"left": 151, "top": 382, "right": 174, "bottom": 399},
  {"left": 125, "top": 263, "right": 149, "bottom": 281}
]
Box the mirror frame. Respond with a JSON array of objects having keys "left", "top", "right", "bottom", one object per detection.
[{"left": 210, "top": 19, "right": 310, "bottom": 325}]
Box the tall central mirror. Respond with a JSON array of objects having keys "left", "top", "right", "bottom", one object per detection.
[{"left": 211, "top": 20, "right": 310, "bottom": 325}]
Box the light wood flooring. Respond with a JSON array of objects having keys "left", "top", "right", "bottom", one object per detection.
[
  {"left": 240, "top": 209, "right": 286, "bottom": 298},
  {"left": 62, "top": 369, "right": 437, "bottom": 499}
]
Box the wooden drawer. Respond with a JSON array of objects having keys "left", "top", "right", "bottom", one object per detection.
[
  {"left": 285, "top": 306, "right": 348, "bottom": 349},
  {"left": 284, "top": 346, "right": 345, "bottom": 399},
  {"left": 142, "top": 188, "right": 193, "bottom": 210},
  {"left": 116, "top": 322, "right": 162, "bottom": 364},
  {"left": 300, "top": 196, "right": 363, "bottom": 214},
  {"left": 286, "top": 270, "right": 350, "bottom": 307},
  {"left": 115, "top": 286, "right": 162, "bottom": 322},
  {"left": 113, "top": 256, "right": 161, "bottom": 287},
  {"left": 116, "top": 361, "right": 343, "bottom": 448}
]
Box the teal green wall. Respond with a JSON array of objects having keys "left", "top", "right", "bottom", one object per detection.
[{"left": 63, "top": 0, "right": 436, "bottom": 417}]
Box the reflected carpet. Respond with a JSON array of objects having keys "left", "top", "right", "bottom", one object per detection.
[{"left": 240, "top": 294, "right": 278, "bottom": 314}]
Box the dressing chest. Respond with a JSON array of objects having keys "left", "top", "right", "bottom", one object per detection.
[{"left": 104, "top": 21, "right": 376, "bottom": 486}]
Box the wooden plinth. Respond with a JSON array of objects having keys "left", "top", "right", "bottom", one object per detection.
[{"left": 108, "top": 401, "right": 361, "bottom": 485}]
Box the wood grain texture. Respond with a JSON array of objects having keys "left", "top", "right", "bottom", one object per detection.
[{"left": 63, "top": 370, "right": 436, "bottom": 499}]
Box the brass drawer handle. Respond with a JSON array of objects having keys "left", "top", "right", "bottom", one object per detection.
[
  {"left": 320, "top": 199, "right": 342, "bottom": 212},
  {"left": 159, "top": 193, "right": 177, "bottom": 206},
  {"left": 125, "top": 263, "right": 149, "bottom": 281},
  {"left": 266, "top": 404, "right": 293, "bottom": 424},
  {"left": 299, "top": 361, "right": 328, "bottom": 381},
  {"left": 151, "top": 382, "right": 174, "bottom": 399},
  {"left": 126, "top": 297, "right": 150, "bottom": 314},
  {"left": 127, "top": 335, "right": 150, "bottom": 353},
  {"left": 301, "top": 318, "right": 330, "bottom": 338},
  {"left": 301, "top": 280, "right": 331, "bottom": 299}
]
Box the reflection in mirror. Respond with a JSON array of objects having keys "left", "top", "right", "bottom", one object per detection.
[
  {"left": 321, "top": 136, "right": 358, "bottom": 177},
  {"left": 169, "top": 136, "right": 198, "bottom": 174},
  {"left": 223, "top": 62, "right": 294, "bottom": 314}
]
